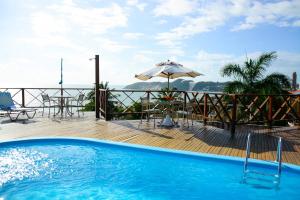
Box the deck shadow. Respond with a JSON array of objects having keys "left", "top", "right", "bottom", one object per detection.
[
  {"left": 110, "top": 120, "right": 174, "bottom": 139},
  {"left": 0, "top": 119, "right": 38, "bottom": 124},
  {"left": 182, "top": 124, "right": 299, "bottom": 154}
]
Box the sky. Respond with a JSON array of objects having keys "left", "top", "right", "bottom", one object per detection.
[{"left": 0, "top": 0, "right": 300, "bottom": 87}]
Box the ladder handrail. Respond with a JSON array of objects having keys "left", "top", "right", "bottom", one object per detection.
[
  {"left": 243, "top": 134, "right": 283, "bottom": 188},
  {"left": 276, "top": 137, "right": 282, "bottom": 175},
  {"left": 243, "top": 133, "right": 251, "bottom": 173}
]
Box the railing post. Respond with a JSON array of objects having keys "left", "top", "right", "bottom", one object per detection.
[
  {"left": 95, "top": 54, "right": 100, "bottom": 119},
  {"left": 99, "top": 89, "right": 103, "bottom": 119},
  {"left": 297, "top": 96, "right": 300, "bottom": 121},
  {"left": 204, "top": 93, "right": 208, "bottom": 125},
  {"left": 147, "top": 91, "right": 150, "bottom": 121},
  {"left": 21, "top": 88, "right": 25, "bottom": 107},
  {"left": 230, "top": 95, "right": 237, "bottom": 138},
  {"left": 184, "top": 92, "right": 187, "bottom": 112},
  {"left": 105, "top": 90, "right": 110, "bottom": 121},
  {"left": 268, "top": 95, "right": 273, "bottom": 128}
]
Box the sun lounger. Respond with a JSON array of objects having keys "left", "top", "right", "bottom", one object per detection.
[{"left": 0, "top": 92, "right": 37, "bottom": 121}]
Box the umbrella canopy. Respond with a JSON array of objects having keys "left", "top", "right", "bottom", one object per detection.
[{"left": 135, "top": 60, "right": 203, "bottom": 89}]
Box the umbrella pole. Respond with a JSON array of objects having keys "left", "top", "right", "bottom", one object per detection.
[{"left": 168, "top": 76, "right": 170, "bottom": 91}]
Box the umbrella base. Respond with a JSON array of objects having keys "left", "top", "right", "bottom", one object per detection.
[{"left": 159, "top": 115, "right": 178, "bottom": 127}]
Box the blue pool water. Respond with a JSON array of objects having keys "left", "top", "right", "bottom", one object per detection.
[{"left": 0, "top": 138, "right": 299, "bottom": 200}]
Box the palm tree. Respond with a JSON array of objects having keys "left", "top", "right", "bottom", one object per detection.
[{"left": 221, "top": 51, "right": 290, "bottom": 94}]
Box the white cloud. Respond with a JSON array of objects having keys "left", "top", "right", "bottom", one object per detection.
[
  {"left": 156, "top": 0, "right": 300, "bottom": 47},
  {"left": 133, "top": 53, "right": 153, "bottom": 63},
  {"left": 154, "top": 0, "right": 198, "bottom": 16},
  {"left": 127, "top": 0, "right": 147, "bottom": 11},
  {"left": 293, "top": 20, "right": 300, "bottom": 26},
  {"left": 232, "top": 0, "right": 300, "bottom": 31},
  {"left": 271, "top": 51, "right": 300, "bottom": 71},
  {"left": 1, "top": 1, "right": 133, "bottom": 86},
  {"left": 17, "top": 35, "right": 76, "bottom": 49},
  {"left": 123, "top": 32, "right": 144, "bottom": 40},
  {"left": 196, "top": 51, "right": 234, "bottom": 62},
  {"left": 95, "top": 38, "right": 133, "bottom": 53},
  {"left": 1, "top": 0, "right": 299, "bottom": 87},
  {"left": 19, "top": 1, "right": 128, "bottom": 48},
  {"left": 0, "top": 58, "right": 64, "bottom": 87},
  {"left": 156, "top": 13, "right": 227, "bottom": 44},
  {"left": 48, "top": 2, "right": 128, "bottom": 34},
  {"left": 166, "top": 48, "right": 185, "bottom": 57},
  {"left": 157, "top": 19, "right": 168, "bottom": 25},
  {"left": 186, "top": 51, "right": 236, "bottom": 81},
  {"left": 155, "top": 0, "right": 230, "bottom": 49},
  {"left": 183, "top": 50, "right": 300, "bottom": 82},
  {"left": 31, "top": 12, "right": 69, "bottom": 36}
]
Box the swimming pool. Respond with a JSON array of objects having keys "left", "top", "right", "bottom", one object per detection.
[{"left": 0, "top": 138, "right": 299, "bottom": 200}]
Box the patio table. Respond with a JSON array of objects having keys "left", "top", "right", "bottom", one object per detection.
[
  {"left": 51, "top": 96, "right": 74, "bottom": 117},
  {"left": 153, "top": 98, "right": 182, "bottom": 127}
]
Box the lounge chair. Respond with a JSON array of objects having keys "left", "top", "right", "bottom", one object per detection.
[{"left": 0, "top": 92, "right": 37, "bottom": 121}]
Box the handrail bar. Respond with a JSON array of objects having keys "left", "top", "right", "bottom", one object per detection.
[
  {"left": 100, "top": 89, "right": 300, "bottom": 96},
  {"left": 0, "top": 87, "right": 93, "bottom": 90},
  {"left": 243, "top": 135, "right": 283, "bottom": 187},
  {"left": 2, "top": 88, "right": 300, "bottom": 97},
  {"left": 244, "top": 133, "right": 251, "bottom": 173},
  {"left": 276, "top": 137, "right": 282, "bottom": 175}
]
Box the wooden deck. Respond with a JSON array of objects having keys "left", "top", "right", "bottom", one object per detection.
[{"left": 1, "top": 113, "right": 300, "bottom": 165}]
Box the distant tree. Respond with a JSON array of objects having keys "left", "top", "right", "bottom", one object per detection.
[{"left": 221, "top": 51, "right": 290, "bottom": 94}]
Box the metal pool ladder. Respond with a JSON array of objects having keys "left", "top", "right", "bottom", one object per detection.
[{"left": 242, "top": 133, "right": 282, "bottom": 188}]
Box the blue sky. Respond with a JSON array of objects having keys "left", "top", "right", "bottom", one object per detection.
[{"left": 0, "top": 0, "right": 300, "bottom": 87}]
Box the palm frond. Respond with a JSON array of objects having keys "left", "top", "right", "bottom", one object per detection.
[
  {"left": 255, "top": 51, "right": 277, "bottom": 68},
  {"left": 243, "top": 52, "right": 277, "bottom": 83},
  {"left": 221, "top": 64, "right": 246, "bottom": 81}
]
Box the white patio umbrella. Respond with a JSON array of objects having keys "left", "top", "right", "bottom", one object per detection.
[{"left": 135, "top": 60, "right": 203, "bottom": 90}]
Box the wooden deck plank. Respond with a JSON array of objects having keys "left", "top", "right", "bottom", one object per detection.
[{"left": 0, "top": 114, "right": 300, "bottom": 165}]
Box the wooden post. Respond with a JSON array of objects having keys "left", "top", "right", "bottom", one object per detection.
[
  {"left": 230, "top": 95, "right": 237, "bottom": 138},
  {"left": 297, "top": 96, "right": 300, "bottom": 121},
  {"left": 105, "top": 90, "right": 108, "bottom": 121},
  {"left": 184, "top": 92, "right": 187, "bottom": 111},
  {"left": 99, "top": 89, "right": 104, "bottom": 118},
  {"left": 268, "top": 96, "right": 273, "bottom": 128},
  {"left": 21, "top": 88, "right": 25, "bottom": 107},
  {"left": 95, "top": 55, "right": 100, "bottom": 119},
  {"left": 204, "top": 93, "right": 208, "bottom": 125},
  {"left": 147, "top": 91, "right": 150, "bottom": 121}
]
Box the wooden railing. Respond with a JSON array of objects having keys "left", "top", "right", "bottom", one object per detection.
[
  {"left": 99, "top": 89, "right": 300, "bottom": 136},
  {"left": 2, "top": 88, "right": 299, "bottom": 137},
  {"left": 0, "top": 87, "right": 93, "bottom": 108}
]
